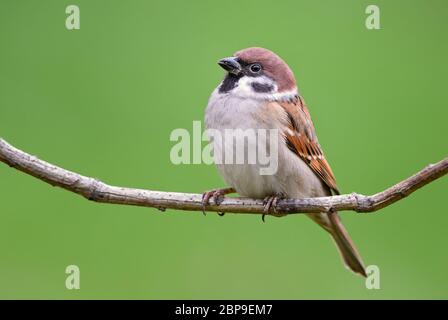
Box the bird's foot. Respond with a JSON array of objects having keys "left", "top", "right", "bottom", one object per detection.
[
  {"left": 201, "top": 187, "right": 236, "bottom": 216},
  {"left": 262, "top": 193, "right": 286, "bottom": 222}
]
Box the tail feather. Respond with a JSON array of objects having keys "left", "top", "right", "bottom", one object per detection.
[
  {"left": 307, "top": 212, "right": 367, "bottom": 277},
  {"left": 327, "top": 213, "right": 367, "bottom": 277}
]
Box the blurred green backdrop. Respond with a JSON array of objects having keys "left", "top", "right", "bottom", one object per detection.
[{"left": 0, "top": 0, "right": 447, "bottom": 299}]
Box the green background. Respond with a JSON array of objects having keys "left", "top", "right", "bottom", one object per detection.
[{"left": 0, "top": 0, "right": 447, "bottom": 299}]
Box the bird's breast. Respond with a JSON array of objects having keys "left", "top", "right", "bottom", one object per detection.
[{"left": 204, "top": 90, "right": 328, "bottom": 199}]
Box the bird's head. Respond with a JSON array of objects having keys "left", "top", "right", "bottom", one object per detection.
[{"left": 217, "top": 47, "right": 298, "bottom": 101}]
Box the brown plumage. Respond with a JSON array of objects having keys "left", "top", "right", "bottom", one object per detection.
[
  {"left": 278, "top": 97, "right": 339, "bottom": 194},
  {"left": 206, "top": 47, "right": 367, "bottom": 277},
  {"left": 273, "top": 97, "right": 366, "bottom": 277}
]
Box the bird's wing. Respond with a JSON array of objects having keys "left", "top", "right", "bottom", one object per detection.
[{"left": 272, "top": 97, "right": 340, "bottom": 195}]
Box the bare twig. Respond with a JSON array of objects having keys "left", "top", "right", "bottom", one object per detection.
[{"left": 0, "top": 138, "right": 446, "bottom": 216}]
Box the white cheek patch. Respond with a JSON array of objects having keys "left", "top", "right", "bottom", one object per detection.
[
  {"left": 233, "top": 76, "right": 278, "bottom": 98},
  {"left": 229, "top": 75, "right": 298, "bottom": 102}
]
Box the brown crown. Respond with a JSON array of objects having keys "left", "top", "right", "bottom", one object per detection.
[{"left": 234, "top": 47, "right": 297, "bottom": 92}]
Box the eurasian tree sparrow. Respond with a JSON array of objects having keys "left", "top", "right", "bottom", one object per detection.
[{"left": 203, "top": 47, "right": 366, "bottom": 277}]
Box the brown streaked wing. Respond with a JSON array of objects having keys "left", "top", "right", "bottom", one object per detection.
[{"left": 273, "top": 97, "right": 340, "bottom": 195}]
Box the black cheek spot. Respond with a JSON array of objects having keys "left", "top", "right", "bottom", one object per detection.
[{"left": 251, "top": 82, "right": 274, "bottom": 93}]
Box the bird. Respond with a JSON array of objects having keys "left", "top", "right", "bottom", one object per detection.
[{"left": 202, "top": 47, "right": 367, "bottom": 277}]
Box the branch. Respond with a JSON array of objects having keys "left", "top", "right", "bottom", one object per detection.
[{"left": 0, "top": 138, "right": 447, "bottom": 216}]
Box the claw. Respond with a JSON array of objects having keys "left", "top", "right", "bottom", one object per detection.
[
  {"left": 201, "top": 191, "right": 213, "bottom": 216},
  {"left": 262, "top": 196, "right": 275, "bottom": 222},
  {"left": 201, "top": 187, "right": 235, "bottom": 216},
  {"left": 272, "top": 197, "right": 279, "bottom": 213},
  {"left": 261, "top": 193, "right": 285, "bottom": 222},
  {"left": 213, "top": 192, "right": 224, "bottom": 206}
]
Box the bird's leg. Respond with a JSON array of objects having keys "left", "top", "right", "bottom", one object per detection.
[
  {"left": 262, "top": 192, "right": 286, "bottom": 222},
  {"left": 201, "top": 187, "right": 236, "bottom": 216}
]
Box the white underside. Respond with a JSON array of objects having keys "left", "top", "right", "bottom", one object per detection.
[{"left": 205, "top": 87, "right": 330, "bottom": 199}]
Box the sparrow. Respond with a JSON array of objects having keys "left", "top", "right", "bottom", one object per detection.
[{"left": 203, "top": 47, "right": 367, "bottom": 277}]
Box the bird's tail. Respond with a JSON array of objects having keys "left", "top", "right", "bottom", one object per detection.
[
  {"left": 328, "top": 213, "right": 367, "bottom": 277},
  {"left": 308, "top": 212, "right": 367, "bottom": 277}
]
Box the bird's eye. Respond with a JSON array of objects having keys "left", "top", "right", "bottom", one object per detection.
[{"left": 249, "top": 63, "right": 262, "bottom": 73}]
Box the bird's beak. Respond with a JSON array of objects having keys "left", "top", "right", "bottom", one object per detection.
[{"left": 218, "top": 57, "right": 242, "bottom": 75}]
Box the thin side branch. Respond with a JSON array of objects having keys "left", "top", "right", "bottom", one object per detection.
[{"left": 0, "top": 138, "right": 447, "bottom": 216}]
